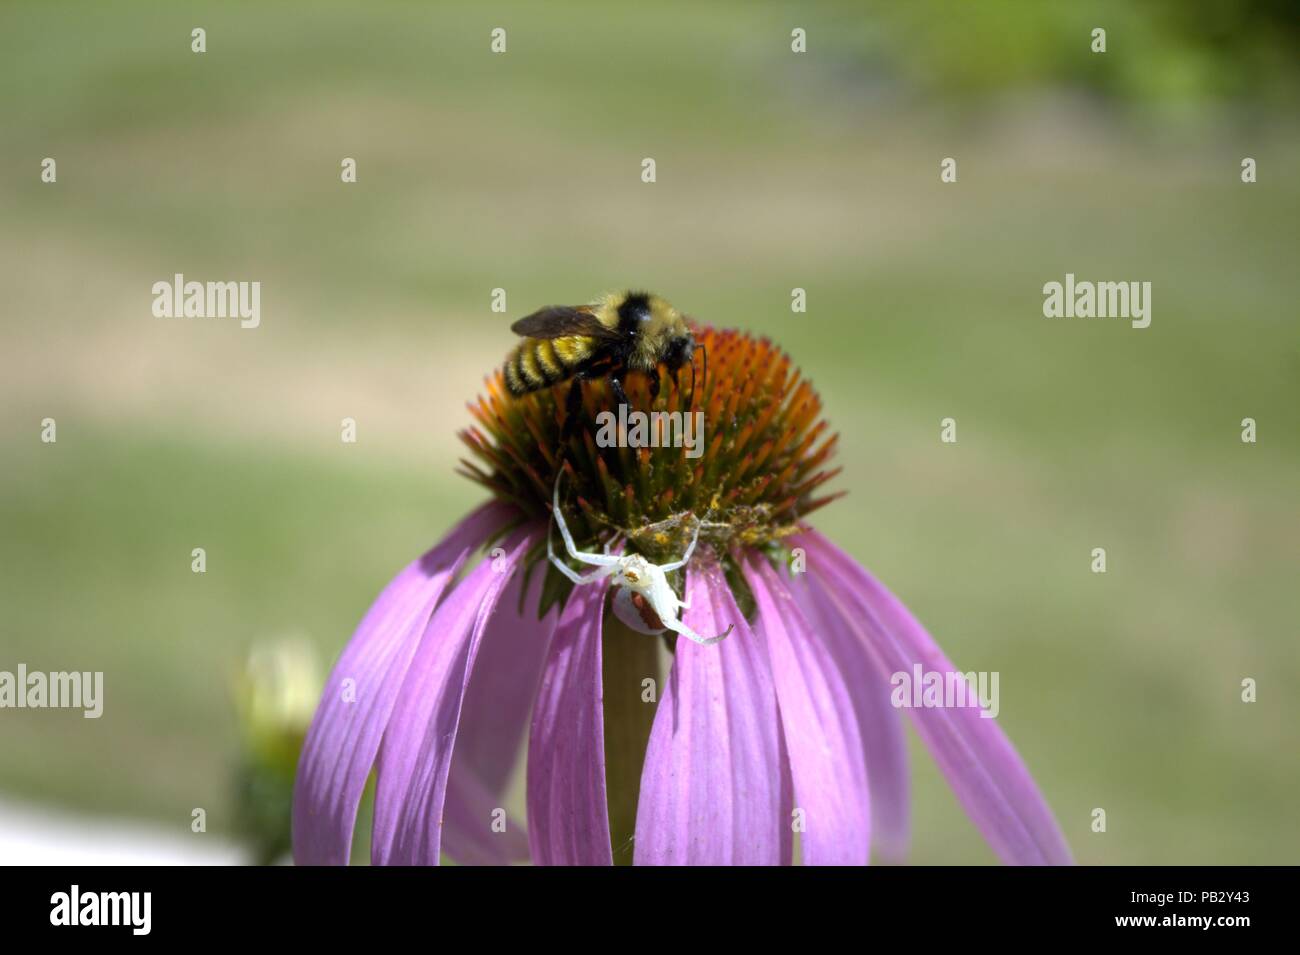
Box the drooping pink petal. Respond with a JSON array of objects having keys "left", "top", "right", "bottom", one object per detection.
[
  {"left": 743, "top": 554, "right": 871, "bottom": 865},
  {"left": 292, "top": 501, "right": 514, "bottom": 865},
  {"left": 795, "top": 530, "right": 1074, "bottom": 866},
  {"left": 442, "top": 571, "right": 557, "bottom": 865},
  {"left": 635, "top": 555, "right": 792, "bottom": 865},
  {"left": 370, "top": 529, "right": 536, "bottom": 865},
  {"left": 526, "top": 581, "right": 613, "bottom": 865},
  {"left": 440, "top": 760, "right": 525, "bottom": 866},
  {"left": 788, "top": 566, "right": 911, "bottom": 864}
]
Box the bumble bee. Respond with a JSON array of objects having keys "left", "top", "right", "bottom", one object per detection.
[{"left": 503, "top": 291, "right": 698, "bottom": 428}]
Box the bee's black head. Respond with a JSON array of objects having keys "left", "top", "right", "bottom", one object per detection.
[{"left": 663, "top": 333, "right": 694, "bottom": 371}]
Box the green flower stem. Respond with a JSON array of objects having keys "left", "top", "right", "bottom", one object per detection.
[{"left": 601, "top": 612, "right": 662, "bottom": 865}]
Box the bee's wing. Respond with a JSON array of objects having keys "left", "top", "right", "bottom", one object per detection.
[{"left": 510, "top": 306, "right": 621, "bottom": 340}]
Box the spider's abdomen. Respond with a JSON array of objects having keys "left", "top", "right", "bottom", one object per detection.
[{"left": 610, "top": 584, "right": 665, "bottom": 635}]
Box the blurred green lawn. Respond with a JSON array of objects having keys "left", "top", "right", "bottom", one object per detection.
[{"left": 1, "top": 1, "right": 1297, "bottom": 863}]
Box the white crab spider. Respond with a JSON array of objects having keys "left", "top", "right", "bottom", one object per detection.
[{"left": 547, "top": 476, "right": 733, "bottom": 646}]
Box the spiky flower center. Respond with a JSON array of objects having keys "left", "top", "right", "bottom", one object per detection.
[{"left": 459, "top": 327, "right": 841, "bottom": 613}]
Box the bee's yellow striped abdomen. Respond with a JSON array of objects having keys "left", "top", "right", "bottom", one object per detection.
[
  {"left": 503, "top": 335, "right": 600, "bottom": 396},
  {"left": 535, "top": 340, "right": 563, "bottom": 378},
  {"left": 504, "top": 351, "right": 527, "bottom": 394},
  {"left": 552, "top": 335, "right": 594, "bottom": 367},
  {"left": 519, "top": 346, "right": 547, "bottom": 388}
]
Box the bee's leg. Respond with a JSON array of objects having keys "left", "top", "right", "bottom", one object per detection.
[
  {"left": 610, "top": 374, "right": 630, "bottom": 409},
  {"left": 561, "top": 378, "right": 584, "bottom": 442},
  {"left": 647, "top": 367, "right": 661, "bottom": 401}
]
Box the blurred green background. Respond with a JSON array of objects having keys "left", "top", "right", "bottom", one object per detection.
[{"left": 1, "top": 0, "right": 1297, "bottom": 864}]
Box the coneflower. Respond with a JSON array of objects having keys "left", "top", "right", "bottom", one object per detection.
[{"left": 293, "top": 322, "right": 1073, "bottom": 866}]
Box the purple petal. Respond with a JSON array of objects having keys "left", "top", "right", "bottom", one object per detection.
[
  {"left": 440, "top": 759, "right": 526, "bottom": 866},
  {"left": 292, "top": 501, "right": 514, "bottom": 865},
  {"left": 443, "top": 571, "right": 557, "bottom": 865},
  {"left": 634, "top": 555, "right": 791, "bottom": 865},
  {"left": 743, "top": 554, "right": 872, "bottom": 865},
  {"left": 774, "top": 566, "right": 909, "bottom": 867},
  {"left": 370, "top": 529, "right": 536, "bottom": 865},
  {"left": 526, "top": 581, "right": 613, "bottom": 865},
  {"left": 788, "top": 567, "right": 911, "bottom": 864},
  {"left": 795, "top": 530, "right": 1074, "bottom": 866}
]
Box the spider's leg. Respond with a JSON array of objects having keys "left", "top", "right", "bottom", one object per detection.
[
  {"left": 548, "top": 526, "right": 618, "bottom": 585},
  {"left": 551, "top": 474, "right": 622, "bottom": 569},
  {"left": 658, "top": 514, "right": 703, "bottom": 573},
  {"left": 662, "top": 614, "right": 733, "bottom": 647}
]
